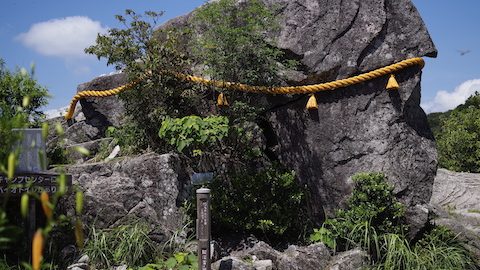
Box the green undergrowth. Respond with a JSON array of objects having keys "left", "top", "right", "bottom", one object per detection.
[
  {"left": 309, "top": 172, "right": 477, "bottom": 270},
  {"left": 194, "top": 163, "right": 312, "bottom": 243},
  {"left": 84, "top": 222, "right": 157, "bottom": 268},
  {"left": 84, "top": 204, "right": 198, "bottom": 269}
]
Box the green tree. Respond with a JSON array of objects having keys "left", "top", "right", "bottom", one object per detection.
[
  {"left": 436, "top": 94, "right": 480, "bottom": 172},
  {"left": 192, "top": 0, "right": 282, "bottom": 86},
  {"left": 85, "top": 10, "right": 204, "bottom": 150},
  {"left": 0, "top": 60, "right": 49, "bottom": 123},
  {"left": 0, "top": 59, "right": 49, "bottom": 162},
  {"left": 191, "top": 0, "right": 293, "bottom": 121}
]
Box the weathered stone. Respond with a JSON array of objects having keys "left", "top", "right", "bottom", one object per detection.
[
  {"left": 76, "top": 0, "right": 438, "bottom": 231},
  {"left": 60, "top": 153, "right": 192, "bottom": 242},
  {"left": 77, "top": 72, "right": 127, "bottom": 133},
  {"left": 405, "top": 204, "right": 430, "bottom": 238},
  {"left": 114, "top": 265, "right": 128, "bottom": 270},
  {"left": 67, "top": 263, "right": 88, "bottom": 270},
  {"left": 258, "top": 0, "right": 437, "bottom": 228},
  {"left": 276, "top": 243, "right": 331, "bottom": 270},
  {"left": 218, "top": 241, "right": 368, "bottom": 270},
  {"left": 78, "top": 254, "right": 90, "bottom": 264},
  {"left": 65, "top": 121, "right": 102, "bottom": 144},
  {"left": 66, "top": 138, "right": 112, "bottom": 163},
  {"left": 430, "top": 169, "right": 480, "bottom": 258},
  {"left": 327, "top": 248, "right": 368, "bottom": 270},
  {"left": 232, "top": 241, "right": 281, "bottom": 266},
  {"left": 253, "top": 260, "right": 273, "bottom": 270},
  {"left": 212, "top": 257, "right": 255, "bottom": 270},
  {"left": 430, "top": 169, "right": 480, "bottom": 212}
]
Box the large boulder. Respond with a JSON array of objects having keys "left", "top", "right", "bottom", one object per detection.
[
  {"left": 164, "top": 0, "right": 438, "bottom": 226},
  {"left": 61, "top": 153, "right": 192, "bottom": 242},
  {"left": 258, "top": 0, "right": 437, "bottom": 223},
  {"left": 75, "top": 0, "right": 437, "bottom": 229}
]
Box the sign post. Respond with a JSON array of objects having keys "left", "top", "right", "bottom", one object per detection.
[{"left": 196, "top": 188, "right": 211, "bottom": 270}]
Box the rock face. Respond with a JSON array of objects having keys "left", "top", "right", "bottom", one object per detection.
[
  {"left": 212, "top": 241, "right": 368, "bottom": 270},
  {"left": 77, "top": 72, "right": 127, "bottom": 138},
  {"left": 74, "top": 0, "right": 437, "bottom": 229},
  {"left": 264, "top": 0, "right": 437, "bottom": 221},
  {"left": 61, "top": 153, "right": 192, "bottom": 242},
  {"left": 430, "top": 169, "right": 480, "bottom": 258}
]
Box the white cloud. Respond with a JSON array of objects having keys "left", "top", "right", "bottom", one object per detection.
[
  {"left": 422, "top": 79, "right": 480, "bottom": 113},
  {"left": 44, "top": 106, "right": 68, "bottom": 119},
  {"left": 16, "top": 16, "right": 107, "bottom": 59}
]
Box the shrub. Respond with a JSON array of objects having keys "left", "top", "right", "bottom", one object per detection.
[
  {"left": 105, "top": 118, "right": 148, "bottom": 156},
  {"left": 0, "top": 61, "right": 49, "bottom": 124},
  {"left": 310, "top": 172, "right": 477, "bottom": 269},
  {"left": 310, "top": 172, "right": 405, "bottom": 255},
  {"left": 192, "top": 0, "right": 282, "bottom": 86},
  {"left": 208, "top": 163, "right": 310, "bottom": 240}
]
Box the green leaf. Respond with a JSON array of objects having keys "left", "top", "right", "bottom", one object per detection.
[
  {"left": 174, "top": 252, "right": 187, "bottom": 264},
  {"left": 165, "top": 257, "right": 177, "bottom": 269}
]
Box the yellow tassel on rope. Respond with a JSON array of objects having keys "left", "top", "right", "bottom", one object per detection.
[
  {"left": 306, "top": 94, "right": 318, "bottom": 110},
  {"left": 217, "top": 93, "right": 229, "bottom": 107},
  {"left": 386, "top": 74, "right": 399, "bottom": 91}
]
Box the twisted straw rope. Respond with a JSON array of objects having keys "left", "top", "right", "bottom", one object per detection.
[{"left": 65, "top": 57, "right": 424, "bottom": 120}]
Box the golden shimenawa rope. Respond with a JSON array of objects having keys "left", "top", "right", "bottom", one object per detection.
[{"left": 65, "top": 57, "right": 424, "bottom": 120}]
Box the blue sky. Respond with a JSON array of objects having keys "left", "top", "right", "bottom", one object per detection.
[{"left": 1, "top": 0, "right": 479, "bottom": 114}]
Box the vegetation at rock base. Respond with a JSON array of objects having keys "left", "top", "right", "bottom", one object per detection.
[
  {"left": 84, "top": 223, "right": 157, "bottom": 268},
  {"left": 309, "top": 172, "right": 477, "bottom": 269},
  {"left": 428, "top": 91, "right": 480, "bottom": 172},
  {"left": 208, "top": 163, "right": 311, "bottom": 241},
  {"left": 84, "top": 206, "right": 198, "bottom": 269},
  {"left": 310, "top": 173, "right": 406, "bottom": 255}
]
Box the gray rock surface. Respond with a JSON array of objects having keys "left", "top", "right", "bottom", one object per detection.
[
  {"left": 213, "top": 257, "right": 255, "bottom": 270},
  {"left": 276, "top": 243, "right": 331, "bottom": 270},
  {"left": 76, "top": 0, "right": 438, "bottom": 230},
  {"left": 66, "top": 138, "right": 112, "bottom": 163},
  {"left": 61, "top": 153, "right": 192, "bottom": 242},
  {"left": 216, "top": 241, "right": 367, "bottom": 270},
  {"left": 430, "top": 169, "right": 480, "bottom": 258},
  {"left": 77, "top": 72, "right": 127, "bottom": 134},
  {"left": 431, "top": 169, "right": 480, "bottom": 212},
  {"left": 256, "top": 0, "right": 438, "bottom": 226},
  {"left": 327, "top": 248, "right": 368, "bottom": 270}
]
